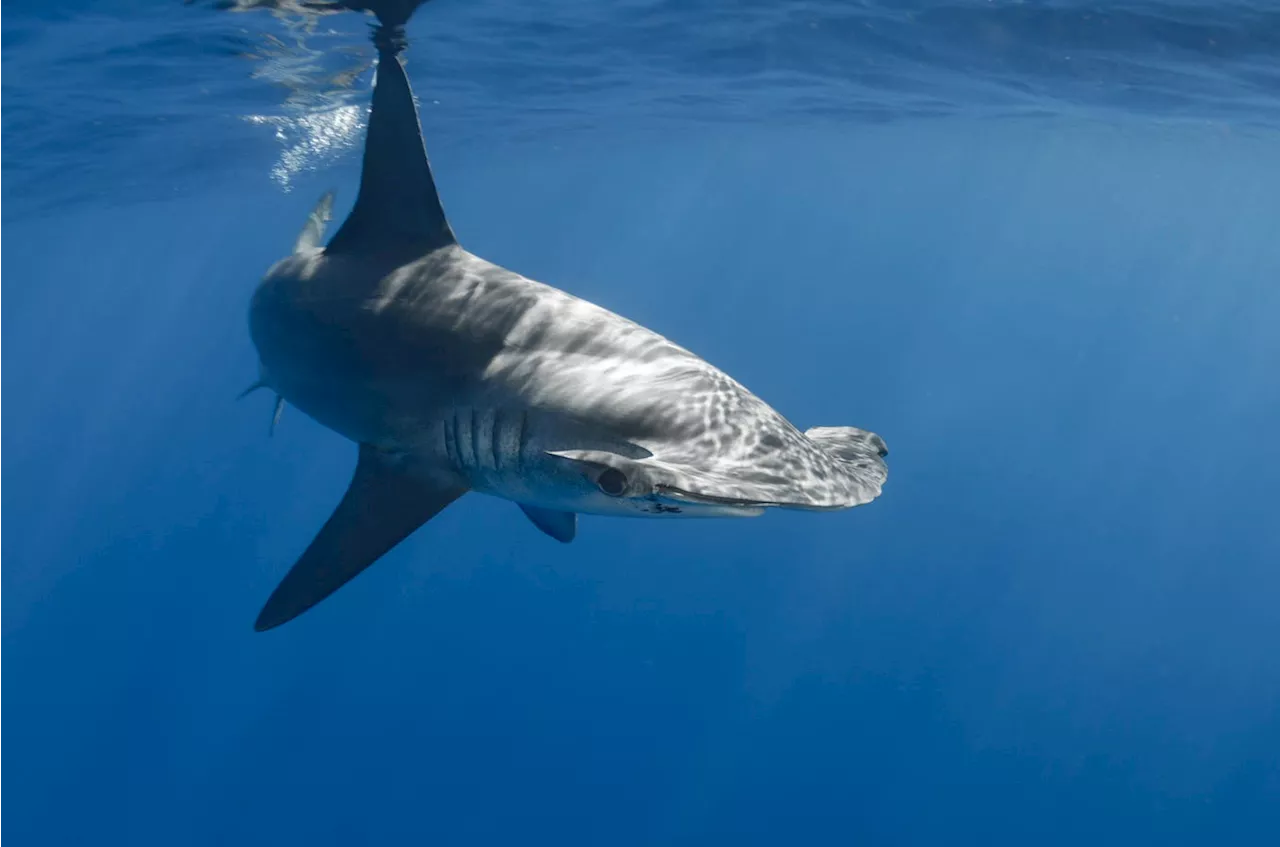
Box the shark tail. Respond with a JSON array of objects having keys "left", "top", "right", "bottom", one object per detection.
[{"left": 325, "top": 0, "right": 434, "bottom": 27}]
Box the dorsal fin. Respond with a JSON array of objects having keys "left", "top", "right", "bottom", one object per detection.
[{"left": 325, "top": 25, "right": 456, "bottom": 255}]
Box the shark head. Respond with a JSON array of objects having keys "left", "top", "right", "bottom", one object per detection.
[{"left": 545, "top": 449, "right": 768, "bottom": 518}]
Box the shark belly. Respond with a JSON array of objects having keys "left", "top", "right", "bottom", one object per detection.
[{"left": 249, "top": 285, "right": 389, "bottom": 444}]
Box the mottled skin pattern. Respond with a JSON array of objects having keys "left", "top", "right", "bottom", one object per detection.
[{"left": 251, "top": 242, "right": 889, "bottom": 518}]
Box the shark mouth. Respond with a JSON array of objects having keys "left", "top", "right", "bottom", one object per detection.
[
  {"left": 651, "top": 478, "right": 854, "bottom": 515},
  {"left": 649, "top": 485, "right": 770, "bottom": 517}
]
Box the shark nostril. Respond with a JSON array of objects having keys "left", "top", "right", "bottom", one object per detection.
[{"left": 597, "top": 468, "right": 628, "bottom": 496}]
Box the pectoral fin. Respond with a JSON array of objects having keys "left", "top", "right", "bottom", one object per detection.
[
  {"left": 518, "top": 504, "right": 577, "bottom": 543},
  {"left": 254, "top": 445, "right": 467, "bottom": 631},
  {"left": 293, "top": 190, "right": 335, "bottom": 253}
]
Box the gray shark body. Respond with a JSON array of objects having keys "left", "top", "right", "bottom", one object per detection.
[{"left": 247, "top": 1, "right": 888, "bottom": 630}]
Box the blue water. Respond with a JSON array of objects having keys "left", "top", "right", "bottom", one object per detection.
[{"left": 4, "top": 1, "right": 1280, "bottom": 844}]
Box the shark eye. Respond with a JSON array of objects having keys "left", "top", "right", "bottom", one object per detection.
[{"left": 597, "top": 468, "right": 628, "bottom": 496}]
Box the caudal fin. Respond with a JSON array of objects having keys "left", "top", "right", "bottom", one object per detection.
[{"left": 325, "top": 0, "right": 434, "bottom": 26}]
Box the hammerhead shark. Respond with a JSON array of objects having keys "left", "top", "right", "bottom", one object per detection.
[{"left": 245, "top": 0, "right": 888, "bottom": 630}]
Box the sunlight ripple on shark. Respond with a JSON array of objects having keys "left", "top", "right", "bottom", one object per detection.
[{"left": 245, "top": 0, "right": 889, "bottom": 631}]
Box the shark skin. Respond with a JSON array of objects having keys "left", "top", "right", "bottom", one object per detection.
[{"left": 246, "top": 0, "right": 889, "bottom": 631}]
